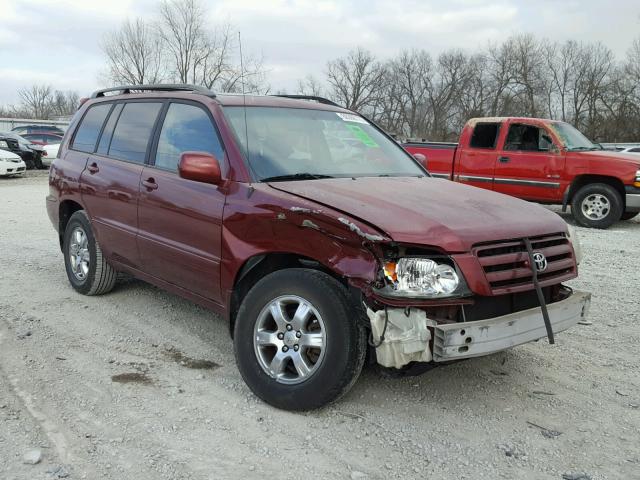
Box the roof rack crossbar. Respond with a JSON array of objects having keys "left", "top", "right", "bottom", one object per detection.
[
  {"left": 90, "top": 84, "right": 216, "bottom": 99},
  {"left": 271, "top": 94, "right": 342, "bottom": 108}
]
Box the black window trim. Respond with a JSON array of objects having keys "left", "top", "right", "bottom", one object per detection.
[
  {"left": 69, "top": 101, "right": 115, "bottom": 154},
  {"left": 146, "top": 98, "right": 228, "bottom": 175},
  {"left": 470, "top": 122, "right": 502, "bottom": 150}
]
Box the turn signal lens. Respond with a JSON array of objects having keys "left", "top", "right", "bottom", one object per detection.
[{"left": 383, "top": 262, "right": 397, "bottom": 282}]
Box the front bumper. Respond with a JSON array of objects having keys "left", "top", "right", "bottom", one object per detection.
[
  {"left": 432, "top": 290, "right": 591, "bottom": 361},
  {"left": 626, "top": 193, "right": 640, "bottom": 212},
  {"left": 0, "top": 162, "right": 26, "bottom": 176}
]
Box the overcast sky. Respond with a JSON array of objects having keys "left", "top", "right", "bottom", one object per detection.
[{"left": 1, "top": 0, "right": 639, "bottom": 106}]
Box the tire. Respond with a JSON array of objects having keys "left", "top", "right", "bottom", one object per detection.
[
  {"left": 234, "top": 269, "right": 367, "bottom": 411},
  {"left": 23, "top": 156, "right": 35, "bottom": 170},
  {"left": 620, "top": 211, "right": 639, "bottom": 221},
  {"left": 571, "top": 183, "right": 622, "bottom": 229},
  {"left": 62, "top": 210, "right": 117, "bottom": 295},
  {"left": 34, "top": 154, "right": 44, "bottom": 169}
]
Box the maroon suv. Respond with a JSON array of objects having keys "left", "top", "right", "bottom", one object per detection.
[{"left": 47, "top": 85, "right": 590, "bottom": 410}]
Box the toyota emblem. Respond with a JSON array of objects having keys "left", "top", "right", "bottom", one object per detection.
[{"left": 532, "top": 252, "right": 548, "bottom": 272}]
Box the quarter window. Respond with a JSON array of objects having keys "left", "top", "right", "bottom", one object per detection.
[
  {"left": 470, "top": 123, "right": 500, "bottom": 149},
  {"left": 155, "top": 103, "right": 223, "bottom": 171},
  {"left": 108, "top": 102, "right": 162, "bottom": 163},
  {"left": 71, "top": 104, "right": 112, "bottom": 153}
]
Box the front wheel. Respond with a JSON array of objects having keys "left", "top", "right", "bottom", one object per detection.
[
  {"left": 571, "top": 183, "right": 622, "bottom": 229},
  {"left": 234, "top": 269, "right": 367, "bottom": 410}
]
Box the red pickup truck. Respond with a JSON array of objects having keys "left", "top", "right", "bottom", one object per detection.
[{"left": 404, "top": 117, "right": 640, "bottom": 229}]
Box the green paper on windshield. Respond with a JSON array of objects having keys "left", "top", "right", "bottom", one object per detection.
[{"left": 345, "top": 124, "right": 379, "bottom": 148}]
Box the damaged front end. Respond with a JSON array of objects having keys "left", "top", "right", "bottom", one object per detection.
[{"left": 359, "top": 242, "right": 591, "bottom": 371}]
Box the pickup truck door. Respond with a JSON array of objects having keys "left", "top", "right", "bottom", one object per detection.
[
  {"left": 136, "top": 101, "right": 226, "bottom": 304},
  {"left": 454, "top": 121, "right": 501, "bottom": 191},
  {"left": 493, "top": 121, "right": 565, "bottom": 202}
]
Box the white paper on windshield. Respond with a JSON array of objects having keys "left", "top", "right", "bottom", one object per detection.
[{"left": 336, "top": 112, "right": 369, "bottom": 124}]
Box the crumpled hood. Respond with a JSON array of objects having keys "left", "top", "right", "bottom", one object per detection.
[{"left": 269, "top": 177, "right": 568, "bottom": 252}]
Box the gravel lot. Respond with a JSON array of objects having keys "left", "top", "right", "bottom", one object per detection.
[{"left": 1, "top": 171, "right": 638, "bottom": 480}]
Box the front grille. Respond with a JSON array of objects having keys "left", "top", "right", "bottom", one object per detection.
[{"left": 473, "top": 233, "right": 576, "bottom": 294}]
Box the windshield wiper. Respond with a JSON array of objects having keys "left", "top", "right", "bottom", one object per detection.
[{"left": 260, "top": 173, "right": 335, "bottom": 182}]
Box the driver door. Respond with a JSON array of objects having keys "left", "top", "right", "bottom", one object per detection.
[{"left": 493, "top": 121, "right": 565, "bottom": 202}]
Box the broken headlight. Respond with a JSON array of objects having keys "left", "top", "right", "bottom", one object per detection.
[{"left": 381, "top": 257, "right": 467, "bottom": 298}]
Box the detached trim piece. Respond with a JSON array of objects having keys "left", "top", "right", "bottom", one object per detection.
[{"left": 432, "top": 290, "right": 591, "bottom": 361}]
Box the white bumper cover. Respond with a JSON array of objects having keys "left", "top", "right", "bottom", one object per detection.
[{"left": 432, "top": 290, "right": 591, "bottom": 361}]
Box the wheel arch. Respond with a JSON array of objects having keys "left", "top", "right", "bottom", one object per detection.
[
  {"left": 228, "top": 252, "right": 355, "bottom": 337},
  {"left": 565, "top": 175, "right": 626, "bottom": 209},
  {"left": 58, "top": 199, "right": 84, "bottom": 249}
]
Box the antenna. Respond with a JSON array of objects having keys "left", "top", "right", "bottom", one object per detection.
[{"left": 238, "top": 31, "right": 254, "bottom": 181}]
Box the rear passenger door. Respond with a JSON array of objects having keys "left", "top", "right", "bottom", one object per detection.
[
  {"left": 137, "top": 101, "right": 227, "bottom": 304},
  {"left": 78, "top": 101, "right": 163, "bottom": 268},
  {"left": 454, "top": 122, "right": 500, "bottom": 191}
]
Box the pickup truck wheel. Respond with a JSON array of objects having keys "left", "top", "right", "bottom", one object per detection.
[
  {"left": 571, "top": 183, "right": 622, "bottom": 229},
  {"left": 234, "top": 269, "right": 367, "bottom": 411},
  {"left": 620, "top": 211, "right": 639, "bottom": 221},
  {"left": 63, "top": 211, "right": 117, "bottom": 295}
]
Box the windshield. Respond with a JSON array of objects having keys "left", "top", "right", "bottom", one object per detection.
[
  {"left": 223, "top": 106, "right": 424, "bottom": 181},
  {"left": 549, "top": 122, "right": 599, "bottom": 151}
]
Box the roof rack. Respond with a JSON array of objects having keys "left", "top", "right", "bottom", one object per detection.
[
  {"left": 90, "top": 84, "right": 216, "bottom": 99},
  {"left": 272, "top": 94, "right": 342, "bottom": 108}
]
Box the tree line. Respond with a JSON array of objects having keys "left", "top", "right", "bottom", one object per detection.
[{"left": 302, "top": 35, "right": 640, "bottom": 143}]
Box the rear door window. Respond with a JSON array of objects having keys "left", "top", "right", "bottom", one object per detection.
[
  {"left": 470, "top": 123, "right": 500, "bottom": 149},
  {"left": 154, "top": 103, "right": 224, "bottom": 172},
  {"left": 71, "top": 103, "right": 112, "bottom": 153},
  {"left": 108, "top": 102, "right": 162, "bottom": 163}
]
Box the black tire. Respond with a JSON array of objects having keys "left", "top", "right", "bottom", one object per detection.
[
  {"left": 62, "top": 210, "right": 117, "bottom": 295},
  {"left": 34, "top": 154, "right": 44, "bottom": 169},
  {"left": 23, "top": 156, "right": 35, "bottom": 170},
  {"left": 571, "top": 183, "right": 622, "bottom": 229},
  {"left": 620, "top": 211, "right": 639, "bottom": 221},
  {"left": 234, "top": 269, "right": 367, "bottom": 411}
]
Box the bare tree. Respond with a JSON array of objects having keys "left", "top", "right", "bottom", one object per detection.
[
  {"left": 326, "top": 48, "right": 387, "bottom": 110},
  {"left": 101, "top": 19, "right": 164, "bottom": 85},
  {"left": 18, "top": 85, "right": 54, "bottom": 119},
  {"left": 50, "top": 91, "right": 80, "bottom": 117},
  {"left": 158, "top": 0, "right": 209, "bottom": 84},
  {"left": 296, "top": 75, "right": 324, "bottom": 97}
]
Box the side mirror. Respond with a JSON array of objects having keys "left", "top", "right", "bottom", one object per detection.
[
  {"left": 413, "top": 153, "right": 428, "bottom": 169},
  {"left": 178, "top": 151, "right": 222, "bottom": 185},
  {"left": 550, "top": 144, "right": 561, "bottom": 154}
]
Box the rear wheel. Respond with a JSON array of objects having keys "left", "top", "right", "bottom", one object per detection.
[
  {"left": 620, "top": 211, "right": 639, "bottom": 221},
  {"left": 63, "top": 211, "right": 117, "bottom": 295},
  {"left": 234, "top": 269, "right": 366, "bottom": 410},
  {"left": 571, "top": 183, "right": 622, "bottom": 229}
]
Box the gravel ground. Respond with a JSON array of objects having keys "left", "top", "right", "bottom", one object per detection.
[{"left": 0, "top": 171, "right": 638, "bottom": 480}]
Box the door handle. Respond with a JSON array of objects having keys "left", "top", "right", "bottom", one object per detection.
[
  {"left": 498, "top": 156, "right": 510, "bottom": 163},
  {"left": 87, "top": 162, "right": 99, "bottom": 174},
  {"left": 142, "top": 178, "right": 158, "bottom": 191}
]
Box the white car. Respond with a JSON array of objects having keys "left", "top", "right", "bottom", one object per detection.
[
  {"left": 0, "top": 147, "right": 27, "bottom": 177},
  {"left": 42, "top": 143, "right": 60, "bottom": 167},
  {"left": 619, "top": 146, "right": 640, "bottom": 154}
]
